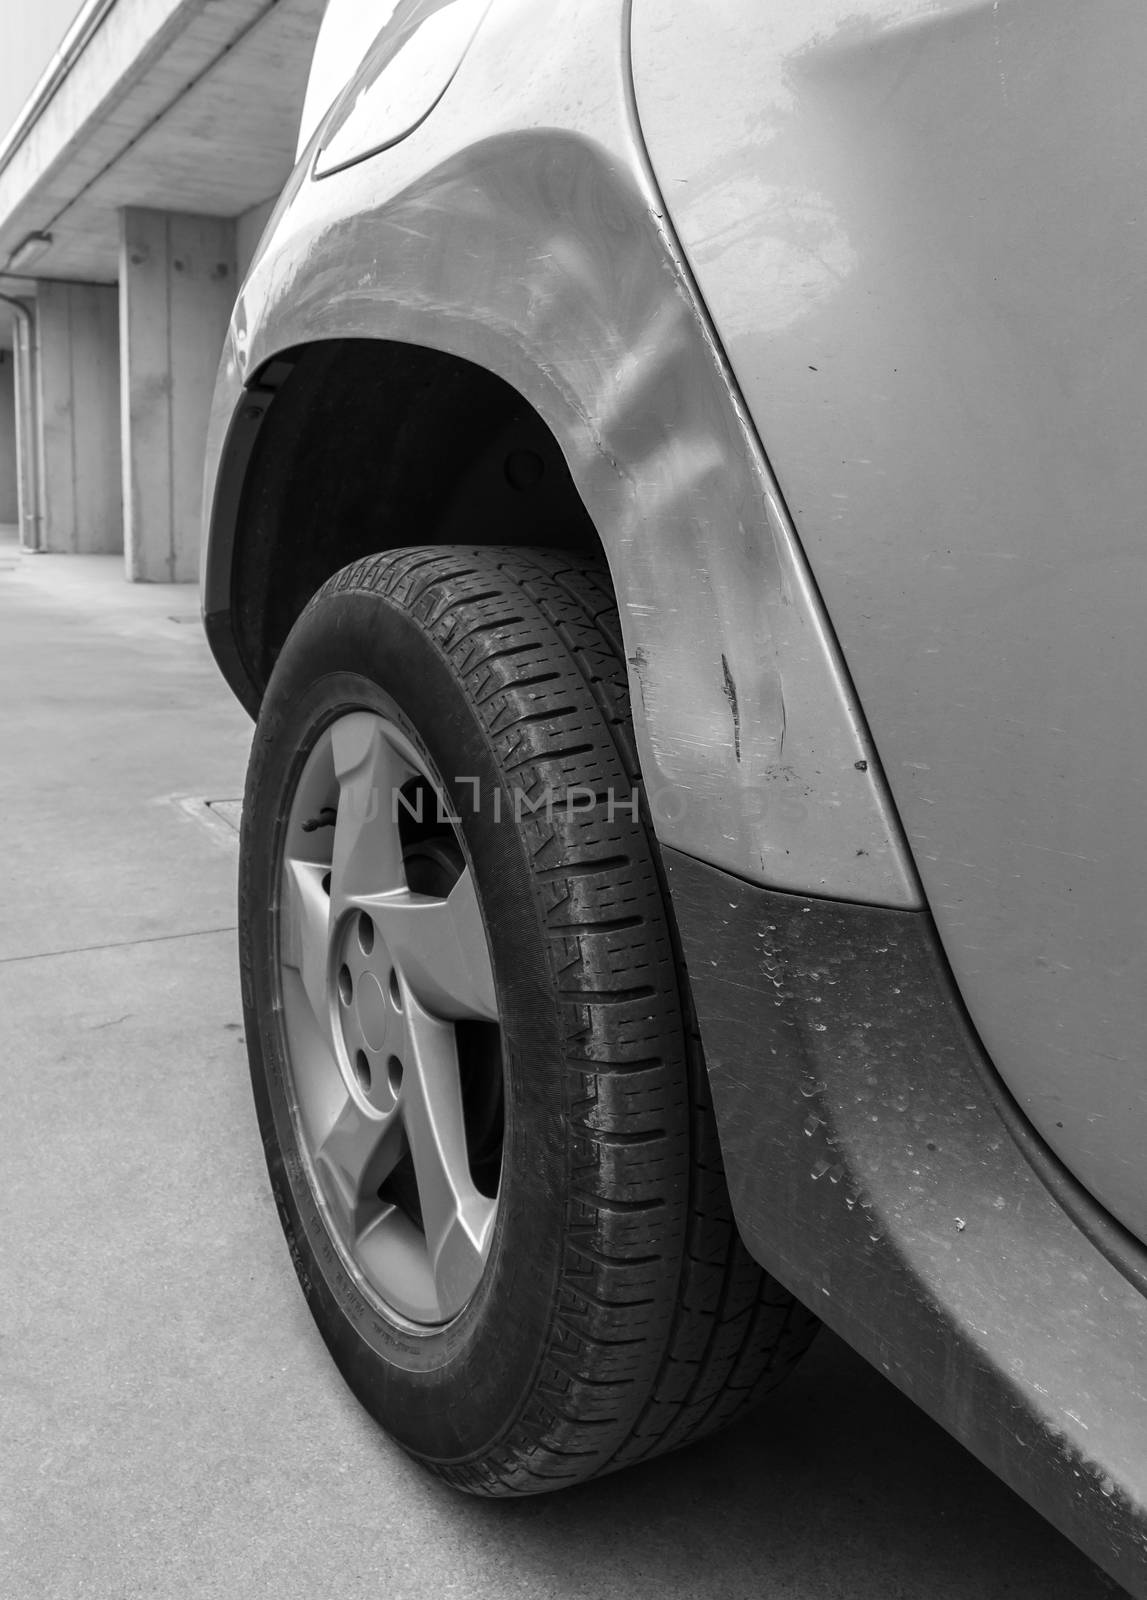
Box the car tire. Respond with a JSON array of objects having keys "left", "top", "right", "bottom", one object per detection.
[{"left": 238, "top": 544, "right": 817, "bottom": 1494}]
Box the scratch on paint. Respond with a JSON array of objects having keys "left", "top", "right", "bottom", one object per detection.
[
  {"left": 720, "top": 654, "right": 741, "bottom": 762},
  {"left": 90, "top": 1014, "right": 132, "bottom": 1032}
]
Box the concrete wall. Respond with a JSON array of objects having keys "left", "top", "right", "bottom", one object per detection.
[
  {"left": 0, "top": 1, "right": 86, "bottom": 142},
  {"left": 119, "top": 207, "right": 236, "bottom": 582},
  {"left": 35, "top": 280, "right": 122, "bottom": 552},
  {"left": 0, "top": 348, "right": 17, "bottom": 523}
]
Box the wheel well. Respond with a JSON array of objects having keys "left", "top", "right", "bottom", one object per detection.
[{"left": 229, "top": 339, "right": 604, "bottom": 697}]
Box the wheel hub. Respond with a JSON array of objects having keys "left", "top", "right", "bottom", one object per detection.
[{"left": 352, "top": 969, "right": 391, "bottom": 1054}]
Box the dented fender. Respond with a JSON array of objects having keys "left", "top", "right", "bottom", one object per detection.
[{"left": 202, "top": 0, "right": 918, "bottom": 909}]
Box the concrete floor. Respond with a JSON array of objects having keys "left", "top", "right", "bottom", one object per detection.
[{"left": 0, "top": 536, "right": 1124, "bottom": 1600}]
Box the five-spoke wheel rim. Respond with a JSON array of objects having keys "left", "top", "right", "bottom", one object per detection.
[{"left": 276, "top": 709, "right": 503, "bottom": 1328}]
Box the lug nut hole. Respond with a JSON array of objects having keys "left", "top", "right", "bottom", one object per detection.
[
  {"left": 358, "top": 913, "right": 374, "bottom": 955},
  {"left": 338, "top": 965, "right": 353, "bottom": 1006},
  {"left": 354, "top": 1050, "right": 372, "bottom": 1092}
]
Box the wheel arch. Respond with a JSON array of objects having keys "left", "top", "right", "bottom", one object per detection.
[{"left": 205, "top": 338, "right": 605, "bottom": 714}]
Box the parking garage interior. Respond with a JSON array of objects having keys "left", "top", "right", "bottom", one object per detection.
[{"left": 0, "top": 0, "right": 325, "bottom": 578}]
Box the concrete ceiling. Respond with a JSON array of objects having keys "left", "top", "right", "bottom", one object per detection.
[{"left": 0, "top": 0, "right": 325, "bottom": 284}]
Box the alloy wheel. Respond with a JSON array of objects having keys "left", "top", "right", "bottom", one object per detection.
[{"left": 277, "top": 709, "right": 502, "bottom": 1327}]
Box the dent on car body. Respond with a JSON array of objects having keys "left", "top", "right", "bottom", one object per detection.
[{"left": 203, "top": 0, "right": 918, "bottom": 911}]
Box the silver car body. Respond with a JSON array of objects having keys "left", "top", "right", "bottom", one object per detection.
[{"left": 202, "top": 2, "right": 1147, "bottom": 1588}]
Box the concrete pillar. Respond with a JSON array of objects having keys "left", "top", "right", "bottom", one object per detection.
[
  {"left": 119, "top": 208, "right": 237, "bottom": 583},
  {"left": 3, "top": 296, "right": 42, "bottom": 552},
  {"left": 0, "top": 348, "right": 17, "bottom": 525},
  {"left": 34, "top": 281, "right": 122, "bottom": 554}
]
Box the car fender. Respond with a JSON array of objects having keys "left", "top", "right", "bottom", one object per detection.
[{"left": 202, "top": 0, "right": 918, "bottom": 909}]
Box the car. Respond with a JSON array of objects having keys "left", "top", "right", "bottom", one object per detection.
[{"left": 201, "top": 0, "right": 1147, "bottom": 1588}]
